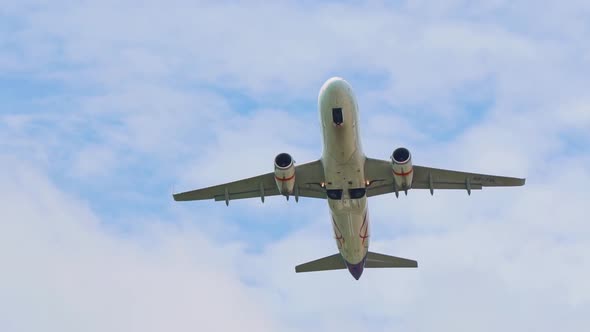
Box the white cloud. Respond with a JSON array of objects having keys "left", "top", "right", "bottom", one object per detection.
[
  {"left": 0, "top": 156, "right": 282, "bottom": 332},
  {"left": 71, "top": 144, "right": 116, "bottom": 177}
]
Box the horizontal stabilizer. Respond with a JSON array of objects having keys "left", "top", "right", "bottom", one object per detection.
[
  {"left": 295, "top": 252, "right": 417, "bottom": 273},
  {"left": 295, "top": 253, "right": 346, "bottom": 273},
  {"left": 365, "top": 251, "right": 418, "bottom": 268}
]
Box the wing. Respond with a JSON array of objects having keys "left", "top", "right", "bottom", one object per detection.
[
  {"left": 173, "top": 160, "right": 326, "bottom": 203},
  {"left": 364, "top": 158, "right": 525, "bottom": 197}
]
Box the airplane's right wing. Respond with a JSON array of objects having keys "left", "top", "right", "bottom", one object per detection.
[{"left": 173, "top": 159, "right": 326, "bottom": 203}]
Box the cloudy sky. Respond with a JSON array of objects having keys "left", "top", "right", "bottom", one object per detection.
[{"left": 1, "top": 1, "right": 589, "bottom": 331}]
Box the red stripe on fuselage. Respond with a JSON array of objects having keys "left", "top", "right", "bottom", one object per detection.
[
  {"left": 359, "top": 212, "right": 369, "bottom": 245},
  {"left": 332, "top": 217, "right": 345, "bottom": 248}
]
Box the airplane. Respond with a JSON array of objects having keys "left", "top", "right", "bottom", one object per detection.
[{"left": 173, "top": 77, "right": 526, "bottom": 280}]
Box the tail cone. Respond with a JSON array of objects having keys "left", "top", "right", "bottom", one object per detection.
[{"left": 344, "top": 255, "right": 367, "bottom": 280}]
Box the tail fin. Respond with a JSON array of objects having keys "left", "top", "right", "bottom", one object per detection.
[
  {"left": 295, "top": 254, "right": 346, "bottom": 273},
  {"left": 365, "top": 251, "right": 418, "bottom": 268}
]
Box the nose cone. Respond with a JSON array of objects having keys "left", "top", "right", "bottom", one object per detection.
[
  {"left": 319, "top": 77, "right": 352, "bottom": 100},
  {"left": 322, "top": 76, "right": 346, "bottom": 87},
  {"left": 344, "top": 255, "right": 367, "bottom": 280}
]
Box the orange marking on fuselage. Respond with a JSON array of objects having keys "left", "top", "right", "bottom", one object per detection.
[
  {"left": 359, "top": 213, "right": 369, "bottom": 245},
  {"left": 332, "top": 217, "right": 345, "bottom": 248}
]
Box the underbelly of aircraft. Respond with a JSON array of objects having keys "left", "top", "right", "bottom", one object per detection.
[
  {"left": 324, "top": 154, "right": 370, "bottom": 265},
  {"left": 330, "top": 199, "right": 369, "bottom": 264}
]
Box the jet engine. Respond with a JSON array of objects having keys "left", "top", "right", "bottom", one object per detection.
[
  {"left": 274, "top": 153, "right": 296, "bottom": 195},
  {"left": 391, "top": 147, "right": 413, "bottom": 190}
]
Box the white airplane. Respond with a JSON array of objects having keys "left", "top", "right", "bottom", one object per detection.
[{"left": 173, "top": 77, "right": 525, "bottom": 280}]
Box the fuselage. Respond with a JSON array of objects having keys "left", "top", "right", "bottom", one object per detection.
[
  {"left": 173, "top": 76, "right": 523, "bottom": 279},
  {"left": 318, "top": 77, "right": 369, "bottom": 280}
]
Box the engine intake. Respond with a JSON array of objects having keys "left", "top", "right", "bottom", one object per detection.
[
  {"left": 274, "top": 153, "right": 296, "bottom": 195},
  {"left": 391, "top": 147, "right": 413, "bottom": 190}
]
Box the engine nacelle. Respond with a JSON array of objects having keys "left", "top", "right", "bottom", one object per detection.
[
  {"left": 391, "top": 147, "right": 413, "bottom": 190},
  {"left": 274, "top": 153, "right": 296, "bottom": 195}
]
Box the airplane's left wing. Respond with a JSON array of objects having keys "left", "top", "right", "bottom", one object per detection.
[
  {"left": 173, "top": 160, "right": 326, "bottom": 203},
  {"left": 364, "top": 157, "right": 525, "bottom": 197}
]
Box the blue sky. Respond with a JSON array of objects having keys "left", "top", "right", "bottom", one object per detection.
[{"left": 1, "top": 1, "right": 590, "bottom": 331}]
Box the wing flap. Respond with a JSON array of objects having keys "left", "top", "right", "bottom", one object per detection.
[
  {"left": 212, "top": 187, "right": 326, "bottom": 201},
  {"left": 406, "top": 181, "right": 483, "bottom": 190},
  {"left": 213, "top": 187, "right": 278, "bottom": 201},
  {"left": 413, "top": 165, "right": 526, "bottom": 187}
]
